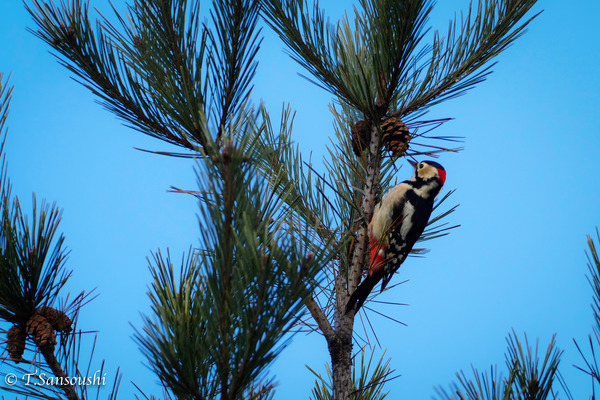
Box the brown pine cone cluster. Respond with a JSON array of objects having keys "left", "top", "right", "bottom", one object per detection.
[
  {"left": 351, "top": 115, "right": 411, "bottom": 157},
  {"left": 26, "top": 314, "right": 57, "bottom": 350},
  {"left": 6, "top": 325, "right": 26, "bottom": 362},
  {"left": 380, "top": 116, "right": 410, "bottom": 156},
  {"left": 5, "top": 306, "right": 72, "bottom": 363},
  {"left": 351, "top": 120, "right": 371, "bottom": 156},
  {"left": 36, "top": 306, "right": 73, "bottom": 333}
]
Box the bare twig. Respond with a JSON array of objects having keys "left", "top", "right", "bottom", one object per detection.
[
  {"left": 305, "top": 292, "right": 335, "bottom": 340},
  {"left": 38, "top": 344, "right": 80, "bottom": 400}
]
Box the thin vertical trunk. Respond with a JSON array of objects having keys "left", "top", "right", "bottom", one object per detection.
[
  {"left": 329, "top": 312, "right": 355, "bottom": 400},
  {"left": 329, "top": 123, "right": 382, "bottom": 400}
]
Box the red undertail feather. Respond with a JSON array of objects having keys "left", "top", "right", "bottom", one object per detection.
[
  {"left": 345, "top": 235, "right": 387, "bottom": 314},
  {"left": 368, "top": 236, "right": 386, "bottom": 277}
]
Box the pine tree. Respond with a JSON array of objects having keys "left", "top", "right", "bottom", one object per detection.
[
  {"left": 1, "top": 0, "right": 543, "bottom": 399},
  {"left": 259, "top": 1, "right": 541, "bottom": 398}
]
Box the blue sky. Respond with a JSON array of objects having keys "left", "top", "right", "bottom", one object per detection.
[{"left": 1, "top": 0, "right": 600, "bottom": 399}]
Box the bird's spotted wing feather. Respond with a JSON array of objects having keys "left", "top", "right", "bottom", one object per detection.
[{"left": 381, "top": 189, "right": 434, "bottom": 290}]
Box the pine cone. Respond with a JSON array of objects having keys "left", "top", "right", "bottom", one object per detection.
[
  {"left": 351, "top": 120, "right": 371, "bottom": 156},
  {"left": 6, "top": 325, "right": 26, "bottom": 362},
  {"left": 35, "top": 306, "right": 73, "bottom": 333},
  {"left": 26, "top": 314, "right": 56, "bottom": 350},
  {"left": 381, "top": 116, "right": 410, "bottom": 157}
]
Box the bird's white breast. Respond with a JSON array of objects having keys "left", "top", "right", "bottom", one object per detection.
[{"left": 370, "top": 183, "right": 411, "bottom": 240}]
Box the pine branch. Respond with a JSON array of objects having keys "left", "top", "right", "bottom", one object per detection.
[
  {"left": 586, "top": 228, "right": 600, "bottom": 329},
  {"left": 136, "top": 120, "right": 331, "bottom": 398},
  {"left": 263, "top": 0, "right": 539, "bottom": 122},
  {"left": 247, "top": 105, "right": 340, "bottom": 264},
  {"left": 435, "top": 331, "right": 562, "bottom": 399},
  {"left": 208, "top": 0, "right": 262, "bottom": 140},
  {"left": 135, "top": 249, "right": 215, "bottom": 399},
  {"left": 260, "top": 0, "right": 367, "bottom": 113},
  {"left": 572, "top": 229, "right": 600, "bottom": 396},
  {"left": 358, "top": 0, "right": 434, "bottom": 113},
  {"left": 26, "top": 0, "right": 206, "bottom": 150},
  {"left": 0, "top": 72, "right": 13, "bottom": 140},
  {"left": 506, "top": 332, "right": 562, "bottom": 399},
  {"left": 0, "top": 195, "right": 70, "bottom": 324},
  {"left": 38, "top": 343, "right": 80, "bottom": 400},
  {"left": 24, "top": 0, "right": 261, "bottom": 155},
  {"left": 305, "top": 292, "right": 335, "bottom": 339},
  {"left": 394, "top": 0, "right": 541, "bottom": 117}
]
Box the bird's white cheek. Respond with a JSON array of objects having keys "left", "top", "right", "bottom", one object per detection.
[{"left": 414, "top": 182, "right": 438, "bottom": 198}]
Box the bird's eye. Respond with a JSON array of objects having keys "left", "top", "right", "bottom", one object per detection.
[{"left": 418, "top": 163, "right": 424, "bottom": 169}]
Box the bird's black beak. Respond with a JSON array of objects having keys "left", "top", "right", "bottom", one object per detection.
[{"left": 408, "top": 159, "right": 417, "bottom": 169}]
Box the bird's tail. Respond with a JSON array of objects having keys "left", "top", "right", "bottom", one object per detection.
[{"left": 345, "top": 274, "right": 381, "bottom": 314}]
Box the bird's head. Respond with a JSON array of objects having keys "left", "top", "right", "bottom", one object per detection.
[{"left": 408, "top": 159, "right": 446, "bottom": 185}]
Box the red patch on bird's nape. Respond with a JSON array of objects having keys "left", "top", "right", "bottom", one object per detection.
[{"left": 437, "top": 168, "right": 446, "bottom": 185}]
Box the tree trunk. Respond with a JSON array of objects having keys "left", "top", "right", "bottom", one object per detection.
[
  {"left": 329, "top": 312, "right": 354, "bottom": 400},
  {"left": 329, "top": 123, "right": 382, "bottom": 400}
]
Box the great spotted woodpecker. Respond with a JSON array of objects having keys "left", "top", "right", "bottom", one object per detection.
[{"left": 345, "top": 160, "right": 446, "bottom": 314}]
